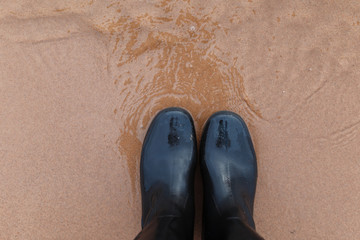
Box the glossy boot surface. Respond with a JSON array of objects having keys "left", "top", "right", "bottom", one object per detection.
[
  {"left": 200, "top": 111, "right": 264, "bottom": 240},
  {"left": 135, "top": 107, "right": 197, "bottom": 240}
]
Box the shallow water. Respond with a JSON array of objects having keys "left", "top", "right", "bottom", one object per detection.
[{"left": 1, "top": 0, "right": 360, "bottom": 239}]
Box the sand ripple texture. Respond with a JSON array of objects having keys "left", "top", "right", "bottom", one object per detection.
[{"left": 1, "top": 1, "right": 360, "bottom": 239}]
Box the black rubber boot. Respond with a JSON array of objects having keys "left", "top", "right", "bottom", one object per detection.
[
  {"left": 200, "top": 111, "right": 264, "bottom": 240},
  {"left": 135, "top": 108, "right": 197, "bottom": 240}
]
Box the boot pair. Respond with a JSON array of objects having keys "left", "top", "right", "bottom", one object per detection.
[{"left": 135, "top": 107, "right": 263, "bottom": 240}]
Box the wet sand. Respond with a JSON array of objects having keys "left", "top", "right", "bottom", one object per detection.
[{"left": 1, "top": 0, "right": 360, "bottom": 239}]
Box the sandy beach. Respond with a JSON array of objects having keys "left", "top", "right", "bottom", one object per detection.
[{"left": 1, "top": 0, "right": 360, "bottom": 239}]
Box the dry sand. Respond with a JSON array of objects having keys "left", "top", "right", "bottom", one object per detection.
[{"left": 1, "top": 0, "right": 360, "bottom": 239}]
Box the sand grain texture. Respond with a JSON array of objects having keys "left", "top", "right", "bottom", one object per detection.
[{"left": 1, "top": 0, "right": 360, "bottom": 239}]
